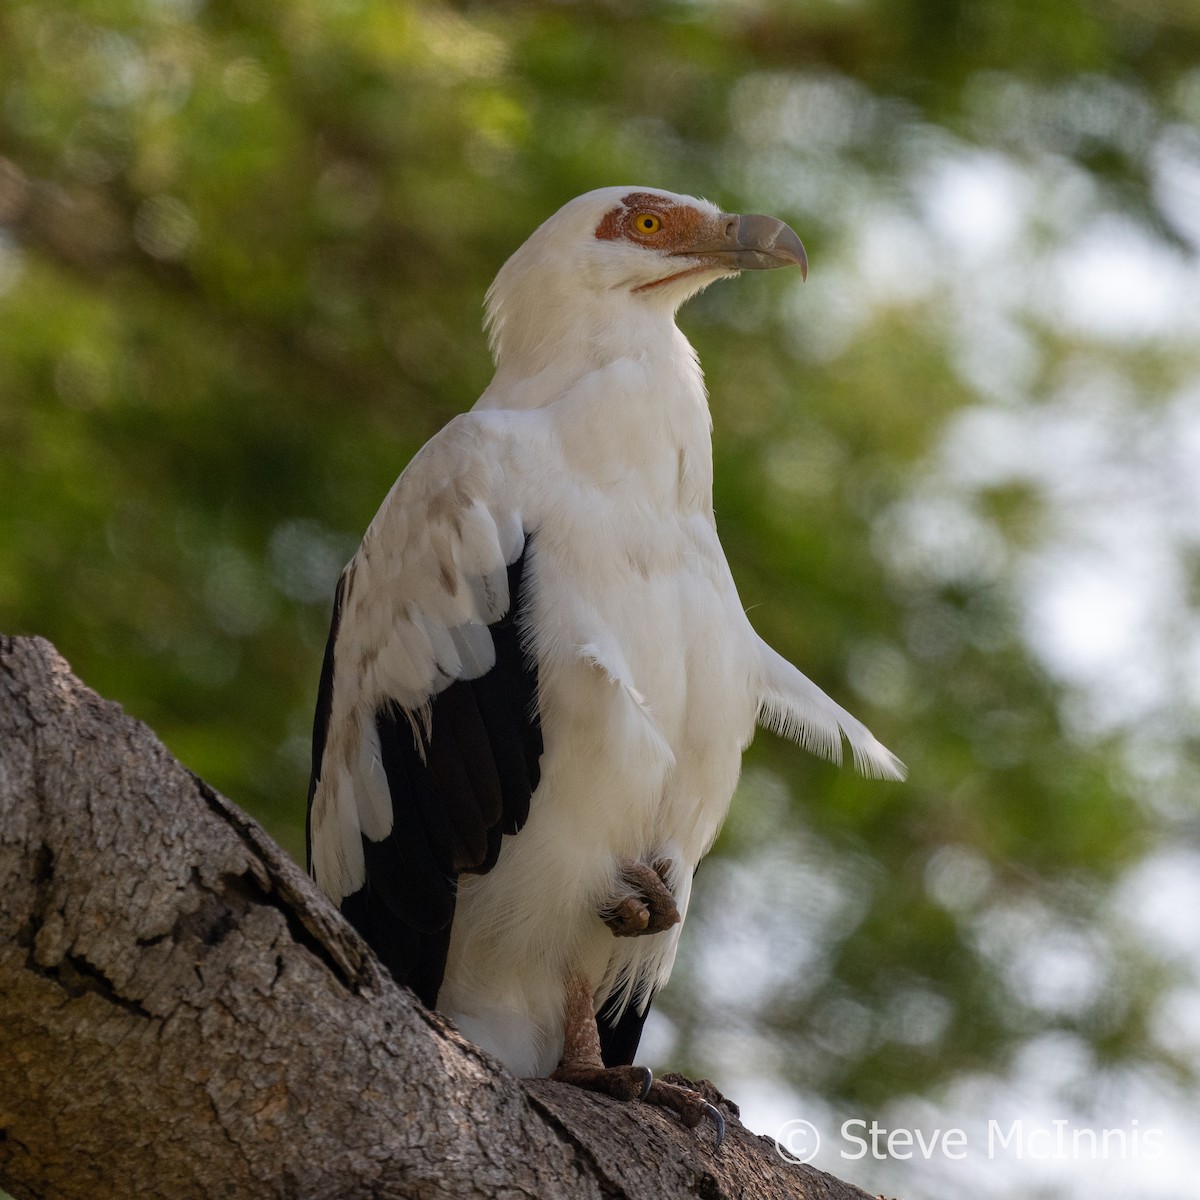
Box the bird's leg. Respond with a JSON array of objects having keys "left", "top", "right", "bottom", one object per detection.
[
  {"left": 551, "top": 973, "right": 652, "bottom": 1101},
  {"left": 550, "top": 974, "right": 726, "bottom": 1147},
  {"left": 601, "top": 857, "right": 680, "bottom": 937}
]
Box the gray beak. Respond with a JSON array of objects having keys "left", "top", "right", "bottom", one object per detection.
[
  {"left": 729, "top": 214, "right": 808, "bottom": 278},
  {"left": 678, "top": 213, "right": 808, "bottom": 280}
]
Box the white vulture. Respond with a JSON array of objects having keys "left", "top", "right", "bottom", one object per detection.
[{"left": 307, "top": 186, "right": 904, "bottom": 1141}]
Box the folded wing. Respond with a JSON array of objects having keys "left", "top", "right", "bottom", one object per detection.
[{"left": 307, "top": 415, "right": 542, "bottom": 1005}]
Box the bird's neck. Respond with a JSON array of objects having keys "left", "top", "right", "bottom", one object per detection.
[
  {"left": 480, "top": 307, "right": 715, "bottom": 516},
  {"left": 481, "top": 287, "right": 687, "bottom": 401}
]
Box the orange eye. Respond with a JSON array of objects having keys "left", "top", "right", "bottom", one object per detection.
[{"left": 633, "top": 212, "right": 663, "bottom": 235}]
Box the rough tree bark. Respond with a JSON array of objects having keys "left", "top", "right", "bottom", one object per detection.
[{"left": 0, "top": 634, "right": 879, "bottom": 1200}]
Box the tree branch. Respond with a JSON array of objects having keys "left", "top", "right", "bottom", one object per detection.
[{"left": 0, "top": 634, "right": 875, "bottom": 1200}]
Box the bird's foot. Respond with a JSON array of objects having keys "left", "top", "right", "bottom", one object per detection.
[
  {"left": 552, "top": 975, "right": 727, "bottom": 1148},
  {"left": 551, "top": 1063, "right": 725, "bottom": 1147},
  {"left": 551, "top": 1061, "right": 653, "bottom": 1102},
  {"left": 645, "top": 1072, "right": 726, "bottom": 1147},
  {"left": 601, "top": 858, "right": 680, "bottom": 937}
]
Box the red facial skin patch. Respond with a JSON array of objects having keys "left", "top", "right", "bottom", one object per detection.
[
  {"left": 594, "top": 192, "right": 730, "bottom": 293},
  {"left": 594, "top": 192, "right": 718, "bottom": 253}
]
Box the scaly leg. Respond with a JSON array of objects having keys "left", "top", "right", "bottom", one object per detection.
[
  {"left": 551, "top": 973, "right": 652, "bottom": 1100},
  {"left": 550, "top": 973, "right": 725, "bottom": 1146}
]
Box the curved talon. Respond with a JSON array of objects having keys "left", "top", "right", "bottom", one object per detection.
[
  {"left": 635, "top": 1065, "right": 653, "bottom": 1101},
  {"left": 704, "top": 1101, "right": 726, "bottom": 1149}
]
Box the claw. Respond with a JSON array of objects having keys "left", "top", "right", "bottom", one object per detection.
[
  {"left": 704, "top": 1101, "right": 726, "bottom": 1150},
  {"left": 554, "top": 975, "right": 724, "bottom": 1147}
]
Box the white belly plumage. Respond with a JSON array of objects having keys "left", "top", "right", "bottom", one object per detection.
[{"left": 438, "top": 523, "right": 758, "bottom": 1077}]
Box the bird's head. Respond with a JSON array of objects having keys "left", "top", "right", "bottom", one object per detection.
[{"left": 484, "top": 187, "right": 807, "bottom": 376}]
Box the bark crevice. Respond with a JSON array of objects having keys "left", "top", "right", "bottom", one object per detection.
[{"left": 30, "top": 949, "right": 158, "bottom": 1021}]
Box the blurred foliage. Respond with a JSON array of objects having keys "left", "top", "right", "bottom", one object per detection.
[{"left": 3, "top": 0, "right": 1199, "bottom": 1123}]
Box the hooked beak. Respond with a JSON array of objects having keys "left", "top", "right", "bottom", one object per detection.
[{"left": 679, "top": 212, "right": 808, "bottom": 280}]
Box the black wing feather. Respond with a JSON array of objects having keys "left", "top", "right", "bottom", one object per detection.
[
  {"left": 371, "top": 711, "right": 456, "bottom": 926},
  {"left": 306, "top": 570, "right": 345, "bottom": 875},
  {"left": 597, "top": 992, "right": 654, "bottom": 1067},
  {"left": 427, "top": 681, "right": 503, "bottom": 867},
  {"left": 307, "top": 542, "right": 542, "bottom": 1007}
]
